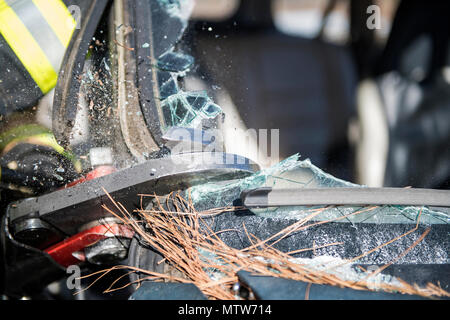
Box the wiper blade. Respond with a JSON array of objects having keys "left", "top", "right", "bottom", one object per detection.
[{"left": 241, "top": 187, "right": 450, "bottom": 208}]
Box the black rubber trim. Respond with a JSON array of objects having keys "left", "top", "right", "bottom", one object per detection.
[
  {"left": 133, "top": 0, "right": 165, "bottom": 146},
  {"left": 52, "top": 0, "right": 111, "bottom": 147}
]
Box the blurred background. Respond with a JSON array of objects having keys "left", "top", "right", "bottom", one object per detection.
[
  {"left": 1, "top": 0, "right": 449, "bottom": 191},
  {"left": 182, "top": 0, "right": 450, "bottom": 189}
]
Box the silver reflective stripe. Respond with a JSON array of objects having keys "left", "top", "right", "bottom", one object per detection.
[{"left": 5, "top": 0, "right": 66, "bottom": 72}]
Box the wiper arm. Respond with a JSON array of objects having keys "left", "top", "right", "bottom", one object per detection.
[{"left": 241, "top": 187, "right": 450, "bottom": 208}]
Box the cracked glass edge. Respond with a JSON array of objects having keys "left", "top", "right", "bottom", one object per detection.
[
  {"left": 153, "top": 0, "right": 223, "bottom": 132},
  {"left": 188, "top": 154, "right": 449, "bottom": 225}
]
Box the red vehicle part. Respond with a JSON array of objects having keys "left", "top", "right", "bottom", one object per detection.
[
  {"left": 44, "top": 224, "right": 134, "bottom": 268},
  {"left": 64, "top": 165, "right": 117, "bottom": 189}
]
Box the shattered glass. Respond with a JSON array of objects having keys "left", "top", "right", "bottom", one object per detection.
[
  {"left": 121, "top": 1, "right": 448, "bottom": 296},
  {"left": 149, "top": 0, "right": 222, "bottom": 134},
  {"left": 189, "top": 154, "right": 449, "bottom": 225},
  {"left": 289, "top": 255, "right": 404, "bottom": 290},
  {"left": 161, "top": 91, "right": 222, "bottom": 129},
  {"left": 156, "top": 51, "right": 194, "bottom": 73},
  {"left": 183, "top": 155, "right": 449, "bottom": 290},
  {"left": 157, "top": 71, "right": 179, "bottom": 100}
]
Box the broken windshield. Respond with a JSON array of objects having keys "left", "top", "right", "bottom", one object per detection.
[{"left": 148, "top": 0, "right": 223, "bottom": 134}]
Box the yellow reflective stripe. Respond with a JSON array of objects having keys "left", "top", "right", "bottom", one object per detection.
[
  {"left": 0, "top": 0, "right": 57, "bottom": 93},
  {"left": 32, "top": 0, "right": 76, "bottom": 48}
]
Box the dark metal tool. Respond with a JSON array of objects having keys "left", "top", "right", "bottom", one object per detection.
[
  {"left": 8, "top": 152, "right": 258, "bottom": 241},
  {"left": 241, "top": 187, "right": 450, "bottom": 208},
  {"left": 1, "top": 152, "right": 258, "bottom": 297}
]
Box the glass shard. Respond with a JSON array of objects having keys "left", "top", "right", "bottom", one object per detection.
[
  {"left": 156, "top": 51, "right": 194, "bottom": 73},
  {"left": 160, "top": 91, "right": 222, "bottom": 130},
  {"left": 157, "top": 71, "right": 179, "bottom": 100},
  {"left": 188, "top": 154, "right": 449, "bottom": 225}
]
